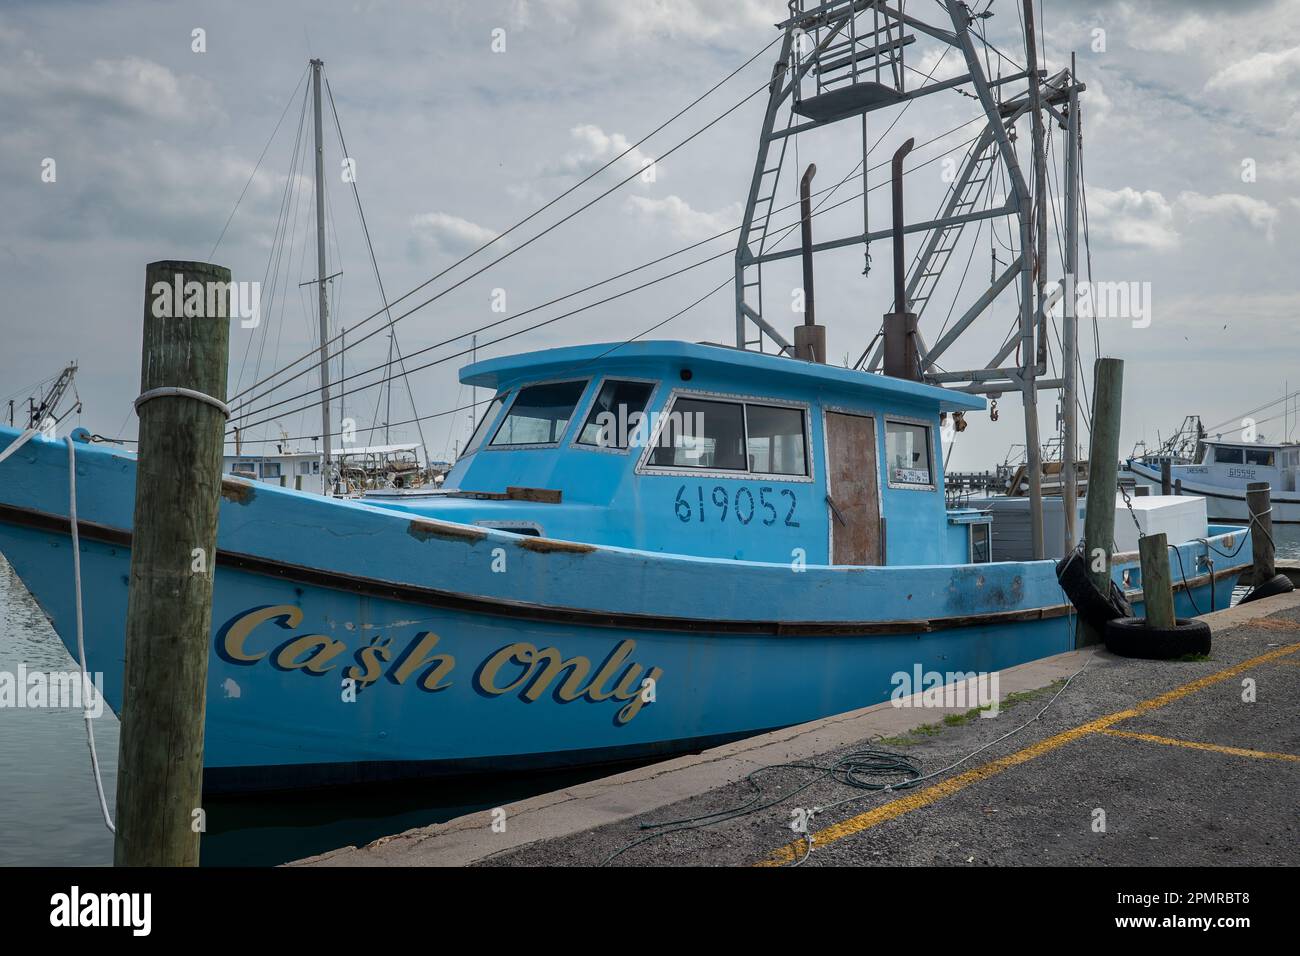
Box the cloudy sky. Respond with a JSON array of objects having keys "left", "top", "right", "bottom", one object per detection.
[{"left": 2, "top": 0, "right": 1298, "bottom": 470}]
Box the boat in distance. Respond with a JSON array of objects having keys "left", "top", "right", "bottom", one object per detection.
[
  {"left": 0, "top": 340, "right": 1249, "bottom": 791},
  {"left": 1129, "top": 437, "right": 1300, "bottom": 524}
]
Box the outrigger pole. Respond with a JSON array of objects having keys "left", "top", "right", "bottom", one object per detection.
[{"left": 733, "top": 0, "right": 1084, "bottom": 560}]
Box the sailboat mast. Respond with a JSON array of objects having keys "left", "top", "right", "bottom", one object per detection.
[{"left": 311, "top": 58, "right": 333, "bottom": 486}]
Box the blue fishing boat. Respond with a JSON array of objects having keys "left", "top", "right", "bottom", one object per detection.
[
  {"left": 0, "top": 340, "right": 1249, "bottom": 790},
  {"left": 0, "top": 4, "right": 1257, "bottom": 791}
]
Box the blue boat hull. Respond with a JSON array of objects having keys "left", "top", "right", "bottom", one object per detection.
[{"left": 0, "top": 429, "right": 1247, "bottom": 791}]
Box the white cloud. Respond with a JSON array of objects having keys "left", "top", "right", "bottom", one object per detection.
[
  {"left": 1087, "top": 186, "right": 1281, "bottom": 250},
  {"left": 624, "top": 194, "right": 739, "bottom": 241},
  {"left": 1119, "top": 6, "right": 1214, "bottom": 54},
  {"left": 0, "top": 48, "right": 220, "bottom": 124},
  {"left": 517, "top": 0, "right": 774, "bottom": 43},
  {"left": 1176, "top": 190, "right": 1278, "bottom": 239},
  {"left": 1206, "top": 45, "right": 1300, "bottom": 91},
  {"left": 409, "top": 211, "right": 500, "bottom": 254},
  {"left": 545, "top": 124, "right": 657, "bottom": 180},
  {"left": 1087, "top": 186, "right": 1179, "bottom": 250}
]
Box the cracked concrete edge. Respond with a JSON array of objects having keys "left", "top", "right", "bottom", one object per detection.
[{"left": 289, "top": 589, "right": 1300, "bottom": 868}]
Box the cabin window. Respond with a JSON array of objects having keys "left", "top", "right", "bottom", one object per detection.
[
  {"left": 1245, "top": 448, "right": 1275, "bottom": 467},
  {"left": 463, "top": 394, "right": 507, "bottom": 456},
  {"left": 885, "top": 420, "right": 933, "bottom": 487},
  {"left": 577, "top": 379, "right": 656, "bottom": 449},
  {"left": 232, "top": 461, "right": 256, "bottom": 478},
  {"left": 644, "top": 395, "right": 809, "bottom": 477},
  {"left": 492, "top": 380, "right": 588, "bottom": 446},
  {"left": 1213, "top": 446, "right": 1244, "bottom": 465},
  {"left": 971, "top": 523, "right": 991, "bottom": 563},
  {"left": 298, "top": 461, "right": 312, "bottom": 475},
  {"left": 746, "top": 404, "right": 807, "bottom": 476},
  {"left": 260, "top": 462, "right": 281, "bottom": 479},
  {"left": 648, "top": 397, "right": 747, "bottom": 470}
]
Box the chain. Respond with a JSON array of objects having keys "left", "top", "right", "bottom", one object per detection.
[{"left": 1118, "top": 481, "right": 1143, "bottom": 541}]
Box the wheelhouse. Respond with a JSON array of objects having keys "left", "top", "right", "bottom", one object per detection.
[{"left": 375, "top": 341, "right": 985, "bottom": 567}]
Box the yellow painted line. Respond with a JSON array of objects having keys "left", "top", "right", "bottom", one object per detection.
[
  {"left": 758, "top": 640, "right": 1300, "bottom": 867},
  {"left": 1096, "top": 729, "right": 1300, "bottom": 763}
]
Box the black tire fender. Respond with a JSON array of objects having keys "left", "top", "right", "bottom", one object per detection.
[
  {"left": 1103, "top": 616, "right": 1212, "bottom": 660},
  {"left": 1238, "top": 572, "right": 1295, "bottom": 606},
  {"left": 1056, "top": 549, "right": 1134, "bottom": 626}
]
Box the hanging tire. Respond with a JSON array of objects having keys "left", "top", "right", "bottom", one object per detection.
[
  {"left": 1238, "top": 573, "right": 1295, "bottom": 606},
  {"left": 1103, "top": 616, "right": 1212, "bottom": 660},
  {"left": 1056, "top": 549, "right": 1134, "bottom": 627}
]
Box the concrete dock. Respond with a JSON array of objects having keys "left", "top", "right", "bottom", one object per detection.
[{"left": 296, "top": 591, "right": 1300, "bottom": 868}]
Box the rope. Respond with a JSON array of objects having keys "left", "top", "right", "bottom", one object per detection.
[
  {"left": 134, "top": 387, "right": 231, "bottom": 419},
  {"left": 67, "top": 436, "right": 116, "bottom": 833}
]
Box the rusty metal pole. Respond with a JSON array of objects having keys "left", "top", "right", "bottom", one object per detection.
[
  {"left": 794, "top": 164, "right": 826, "bottom": 363},
  {"left": 883, "top": 138, "right": 919, "bottom": 381}
]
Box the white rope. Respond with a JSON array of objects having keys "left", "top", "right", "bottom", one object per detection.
[
  {"left": 66, "top": 436, "right": 116, "bottom": 833},
  {"left": 134, "top": 386, "right": 230, "bottom": 419}
]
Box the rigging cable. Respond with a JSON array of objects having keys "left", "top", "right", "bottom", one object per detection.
[
  {"left": 229, "top": 125, "right": 989, "bottom": 436},
  {"left": 228, "top": 35, "right": 782, "bottom": 406}
]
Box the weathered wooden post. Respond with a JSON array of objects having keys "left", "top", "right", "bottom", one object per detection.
[
  {"left": 114, "top": 260, "right": 230, "bottom": 866},
  {"left": 1247, "top": 481, "right": 1274, "bottom": 588},
  {"left": 1077, "top": 357, "right": 1124, "bottom": 646},
  {"left": 1138, "top": 532, "right": 1176, "bottom": 628},
  {"left": 1160, "top": 458, "right": 1172, "bottom": 496}
]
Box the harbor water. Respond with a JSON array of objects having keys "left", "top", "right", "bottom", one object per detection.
[{"left": 4, "top": 524, "right": 1298, "bottom": 867}]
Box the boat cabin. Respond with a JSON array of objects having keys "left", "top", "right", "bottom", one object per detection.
[
  {"left": 225, "top": 449, "right": 324, "bottom": 494},
  {"left": 372, "top": 341, "right": 987, "bottom": 567},
  {"left": 1192, "top": 438, "right": 1300, "bottom": 492}
]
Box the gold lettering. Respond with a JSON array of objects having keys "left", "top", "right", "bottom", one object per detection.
[
  {"left": 616, "top": 667, "right": 664, "bottom": 724},
  {"left": 518, "top": 647, "right": 590, "bottom": 703},
  {"left": 387, "top": 632, "right": 455, "bottom": 692},
  {"left": 583, "top": 640, "right": 639, "bottom": 702},
  {"left": 344, "top": 637, "right": 394, "bottom": 688},
  {"left": 273, "top": 635, "right": 348, "bottom": 674},
  {"left": 220, "top": 605, "right": 303, "bottom": 663}
]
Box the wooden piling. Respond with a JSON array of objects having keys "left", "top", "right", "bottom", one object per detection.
[
  {"left": 1138, "top": 532, "right": 1176, "bottom": 628},
  {"left": 1247, "top": 481, "right": 1274, "bottom": 587},
  {"left": 1160, "top": 458, "right": 1172, "bottom": 496},
  {"left": 1077, "top": 357, "right": 1124, "bottom": 647},
  {"left": 113, "top": 260, "right": 230, "bottom": 867}
]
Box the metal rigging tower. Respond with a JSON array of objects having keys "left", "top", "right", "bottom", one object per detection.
[{"left": 733, "top": 0, "right": 1085, "bottom": 560}]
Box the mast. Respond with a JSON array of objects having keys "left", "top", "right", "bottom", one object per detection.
[
  {"left": 1062, "top": 52, "right": 1080, "bottom": 552},
  {"left": 311, "top": 58, "right": 333, "bottom": 489},
  {"left": 1020, "top": 0, "right": 1045, "bottom": 559}
]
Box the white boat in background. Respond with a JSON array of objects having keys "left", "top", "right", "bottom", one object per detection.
[{"left": 1128, "top": 438, "right": 1300, "bottom": 524}]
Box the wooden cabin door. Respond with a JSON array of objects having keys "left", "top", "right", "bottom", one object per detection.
[{"left": 824, "top": 412, "right": 882, "bottom": 565}]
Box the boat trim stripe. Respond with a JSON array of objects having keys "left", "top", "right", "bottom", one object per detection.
[{"left": 0, "top": 501, "right": 1242, "bottom": 638}]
